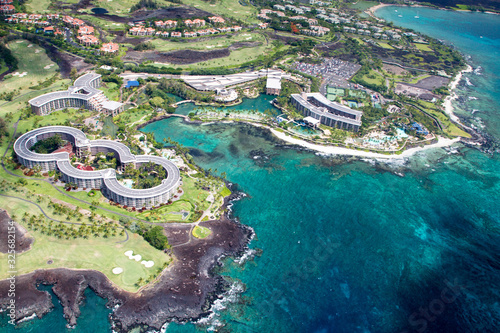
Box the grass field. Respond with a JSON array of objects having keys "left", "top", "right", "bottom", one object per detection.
[
  {"left": 101, "top": 82, "right": 121, "bottom": 101},
  {"left": 348, "top": 0, "right": 379, "bottom": 11},
  {"left": 16, "top": 108, "right": 96, "bottom": 134},
  {"left": 0, "top": 187, "right": 170, "bottom": 292},
  {"left": 0, "top": 40, "right": 61, "bottom": 97},
  {"left": 192, "top": 225, "right": 211, "bottom": 239},
  {"left": 114, "top": 106, "right": 152, "bottom": 127},
  {"left": 25, "top": 0, "right": 52, "bottom": 13},
  {"left": 377, "top": 42, "right": 394, "bottom": 50},
  {"left": 182, "top": 0, "right": 259, "bottom": 23},
  {"left": 414, "top": 43, "right": 433, "bottom": 52},
  {"left": 79, "top": 14, "right": 126, "bottom": 31},
  {"left": 415, "top": 100, "right": 471, "bottom": 138},
  {"left": 358, "top": 70, "right": 385, "bottom": 86},
  {"left": 150, "top": 32, "right": 265, "bottom": 52},
  {"left": 220, "top": 186, "right": 231, "bottom": 197}
]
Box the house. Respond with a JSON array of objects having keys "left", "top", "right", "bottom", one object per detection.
[
  {"left": 171, "top": 31, "right": 182, "bottom": 38},
  {"left": 183, "top": 31, "right": 197, "bottom": 38},
  {"left": 184, "top": 19, "right": 205, "bottom": 28},
  {"left": 258, "top": 22, "right": 268, "bottom": 29},
  {"left": 208, "top": 16, "right": 225, "bottom": 24},
  {"left": 100, "top": 42, "right": 119, "bottom": 54},
  {"left": 78, "top": 25, "right": 94, "bottom": 35},
  {"left": 218, "top": 27, "right": 231, "bottom": 33},
  {"left": 0, "top": 4, "right": 14, "bottom": 13},
  {"left": 231, "top": 25, "right": 242, "bottom": 32},
  {"left": 44, "top": 26, "right": 54, "bottom": 34},
  {"left": 77, "top": 34, "right": 99, "bottom": 46},
  {"left": 129, "top": 26, "right": 155, "bottom": 36},
  {"left": 46, "top": 14, "right": 59, "bottom": 21}
]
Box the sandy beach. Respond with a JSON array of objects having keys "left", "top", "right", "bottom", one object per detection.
[
  {"left": 269, "top": 129, "right": 461, "bottom": 159},
  {"left": 443, "top": 64, "right": 473, "bottom": 124}
]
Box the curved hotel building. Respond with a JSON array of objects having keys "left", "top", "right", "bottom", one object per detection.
[
  {"left": 291, "top": 92, "right": 363, "bottom": 132},
  {"left": 14, "top": 126, "right": 181, "bottom": 209},
  {"left": 29, "top": 73, "right": 123, "bottom": 116}
]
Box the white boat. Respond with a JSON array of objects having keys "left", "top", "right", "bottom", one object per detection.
[{"left": 398, "top": 14, "right": 403, "bottom": 17}]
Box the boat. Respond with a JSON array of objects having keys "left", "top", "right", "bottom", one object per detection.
[
  {"left": 398, "top": 14, "right": 403, "bottom": 17},
  {"left": 415, "top": 11, "right": 419, "bottom": 19}
]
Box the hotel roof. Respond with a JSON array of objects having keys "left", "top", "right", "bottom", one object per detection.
[
  {"left": 14, "top": 126, "right": 181, "bottom": 199},
  {"left": 291, "top": 93, "right": 362, "bottom": 127}
]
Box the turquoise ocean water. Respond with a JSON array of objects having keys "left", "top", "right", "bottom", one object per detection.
[{"left": 2, "top": 6, "right": 500, "bottom": 333}]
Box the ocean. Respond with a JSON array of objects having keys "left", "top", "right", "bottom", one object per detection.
[{"left": 3, "top": 6, "right": 500, "bottom": 333}]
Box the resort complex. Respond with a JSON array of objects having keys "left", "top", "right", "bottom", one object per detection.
[
  {"left": 291, "top": 93, "right": 363, "bottom": 132},
  {"left": 28, "top": 73, "right": 124, "bottom": 116},
  {"left": 14, "top": 126, "right": 180, "bottom": 209},
  {"left": 181, "top": 69, "right": 288, "bottom": 91}
]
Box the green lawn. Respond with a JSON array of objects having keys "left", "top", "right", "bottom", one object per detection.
[
  {"left": 415, "top": 100, "right": 471, "bottom": 138},
  {"left": 219, "top": 186, "right": 231, "bottom": 197},
  {"left": 377, "top": 42, "right": 394, "bottom": 50},
  {"left": 0, "top": 40, "right": 61, "bottom": 98},
  {"left": 101, "top": 82, "right": 121, "bottom": 101},
  {"left": 0, "top": 189, "right": 170, "bottom": 292},
  {"left": 182, "top": 0, "right": 258, "bottom": 23},
  {"left": 414, "top": 43, "right": 433, "bottom": 52},
  {"left": 15, "top": 108, "right": 95, "bottom": 134},
  {"left": 79, "top": 15, "right": 127, "bottom": 31},
  {"left": 358, "top": 70, "right": 385, "bottom": 86},
  {"left": 114, "top": 106, "right": 152, "bottom": 127},
  {"left": 192, "top": 225, "right": 211, "bottom": 239},
  {"left": 25, "top": 0, "right": 51, "bottom": 13},
  {"left": 348, "top": 0, "right": 379, "bottom": 11}
]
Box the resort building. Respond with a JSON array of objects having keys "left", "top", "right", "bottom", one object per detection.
[
  {"left": 291, "top": 92, "right": 363, "bottom": 131},
  {"left": 77, "top": 34, "right": 99, "bottom": 46},
  {"left": 28, "top": 73, "right": 123, "bottom": 116},
  {"left": 0, "top": 4, "right": 14, "bottom": 13},
  {"left": 100, "top": 42, "right": 119, "bottom": 54},
  {"left": 78, "top": 25, "right": 94, "bottom": 35},
  {"left": 184, "top": 19, "right": 205, "bottom": 28},
  {"left": 208, "top": 16, "right": 225, "bottom": 24},
  {"left": 266, "top": 70, "right": 282, "bottom": 95},
  {"left": 14, "top": 126, "right": 181, "bottom": 209}
]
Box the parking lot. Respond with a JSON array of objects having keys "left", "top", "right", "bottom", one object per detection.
[{"left": 290, "top": 58, "right": 361, "bottom": 90}]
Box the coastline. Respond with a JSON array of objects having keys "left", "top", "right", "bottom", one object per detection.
[
  {"left": 443, "top": 64, "right": 473, "bottom": 124},
  {"left": 0, "top": 194, "right": 253, "bottom": 332},
  {"left": 268, "top": 128, "right": 461, "bottom": 159},
  {"left": 368, "top": 2, "right": 500, "bottom": 17}
]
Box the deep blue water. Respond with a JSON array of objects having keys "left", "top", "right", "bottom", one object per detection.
[{"left": 3, "top": 6, "right": 500, "bottom": 333}]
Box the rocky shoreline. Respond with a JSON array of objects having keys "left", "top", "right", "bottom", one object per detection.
[{"left": 0, "top": 193, "right": 253, "bottom": 332}]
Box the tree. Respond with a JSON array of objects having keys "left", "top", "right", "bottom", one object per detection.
[
  {"left": 143, "top": 226, "right": 169, "bottom": 250},
  {"left": 70, "top": 67, "right": 78, "bottom": 81}
]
